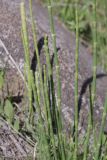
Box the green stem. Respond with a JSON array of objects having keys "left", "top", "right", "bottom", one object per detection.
[
  {"left": 74, "top": 0, "right": 79, "bottom": 159},
  {"left": 20, "top": 2, "right": 33, "bottom": 123},
  {"left": 95, "top": 96, "right": 107, "bottom": 160},
  {"left": 47, "top": 1, "right": 65, "bottom": 159}
]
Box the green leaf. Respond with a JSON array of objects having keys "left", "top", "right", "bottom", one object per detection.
[
  {"left": 14, "top": 118, "right": 20, "bottom": 131},
  {"left": 0, "top": 103, "right": 4, "bottom": 115},
  {"left": 4, "top": 99, "right": 14, "bottom": 123},
  {"left": 0, "top": 70, "right": 4, "bottom": 89}
]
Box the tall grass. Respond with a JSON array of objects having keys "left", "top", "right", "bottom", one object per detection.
[
  {"left": 91, "top": 0, "right": 97, "bottom": 152},
  {"left": 21, "top": 1, "right": 66, "bottom": 159},
  {"left": 20, "top": 3, "right": 33, "bottom": 123},
  {"left": 92, "top": 0, "right": 97, "bottom": 112},
  {"left": 73, "top": 0, "right": 79, "bottom": 160},
  {"left": 47, "top": 0, "right": 66, "bottom": 159},
  {"left": 19, "top": 0, "right": 107, "bottom": 159}
]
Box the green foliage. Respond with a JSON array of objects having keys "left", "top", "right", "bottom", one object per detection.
[
  {"left": 0, "top": 97, "right": 20, "bottom": 132},
  {"left": 0, "top": 101, "right": 4, "bottom": 115},
  {"left": 0, "top": 69, "right": 4, "bottom": 89},
  {"left": 4, "top": 99, "right": 14, "bottom": 123},
  {"left": 14, "top": 117, "right": 20, "bottom": 131}
]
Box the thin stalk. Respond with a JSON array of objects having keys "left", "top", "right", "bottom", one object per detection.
[
  {"left": 31, "top": 71, "right": 43, "bottom": 125},
  {"left": 73, "top": 0, "right": 79, "bottom": 160},
  {"left": 43, "top": 65, "right": 51, "bottom": 132},
  {"left": 92, "top": 0, "right": 97, "bottom": 107},
  {"left": 83, "top": 85, "right": 93, "bottom": 160},
  {"left": 35, "top": 71, "right": 51, "bottom": 160},
  {"left": 47, "top": 0, "right": 61, "bottom": 123},
  {"left": 29, "top": 0, "right": 47, "bottom": 123},
  {"left": 35, "top": 72, "right": 41, "bottom": 112},
  {"left": 44, "top": 36, "right": 60, "bottom": 159},
  {"left": 47, "top": 1, "right": 65, "bottom": 159},
  {"left": 20, "top": 2, "right": 33, "bottom": 123},
  {"left": 91, "top": 0, "right": 97, "bottom": 151},
  {"left": 43, "top": 65, "right": 58, "bottom": 159},
  {"left": 94, "top": 96, "right": 107, "bottom": 160},
  {"left": 44, "top": 36, "right": 53, "bottom": 132},
  {"left": 44, "top": 35, "right": 52, "bottom": 78},
  {"left": 104, "top": 0, "right": 107, "bottom": 70},
  {"left": 42, "top": 65, "right": 51, "bottom": 134},
  {"left": 44, "top": 35, "right": 57, "bottom": 129}
]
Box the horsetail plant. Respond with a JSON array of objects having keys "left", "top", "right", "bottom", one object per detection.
[
  {"left": 83, "top": 85, "right": 93, "bottom": 160},
  {"left": 20, "top": 0, "right": 107, "bottom": 159},
  {"left": 47, "top": 1, "right": 66, "bottom": 160},
  {"left": 73, "top": 0, "right": 79, "bottom": 159},
  {"left": 20, "top": 2, "right": 33, "bottom": 123},
  {"left": 35, "top": 71, "right": 51, "bottom": 160},
  {"left": 29, "top": 0, "right": 47, "bottom": 117},
  {"left": 47, "top": 0, "right": 63, "bottom": 133},
  {"left": 95, "top": 95, "right": 107, "bottom": 160},
  {"left": 92, "top": 0, "right": 97, "bottom": 114},
  {"left": 91, "top": 0, "right": 98, "bottom": 151},
  {"left": 43, "top": 65, "right": 58, "bottom": 160},
  {"left": 21, "top": 2, "right": 51, "bottom": 159}
]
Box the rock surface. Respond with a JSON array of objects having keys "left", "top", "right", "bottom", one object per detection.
[
  {"left": 0, "top": 118, "right": 34, "bottom": 159},
  {"left": 0, "top": 0, "right": 107, "bottom": 157}
]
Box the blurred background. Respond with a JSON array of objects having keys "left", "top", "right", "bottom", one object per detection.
[{"left": 42, "top": 0, "right": 107, "bottom": 71}]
